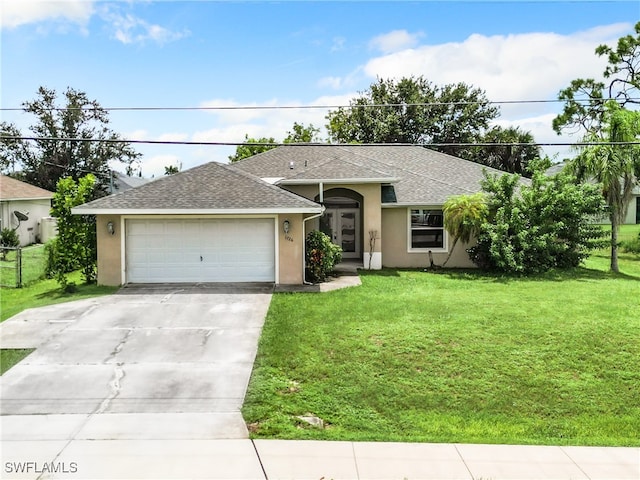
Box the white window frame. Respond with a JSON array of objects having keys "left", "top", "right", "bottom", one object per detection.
[{"left": 407, "top": 207, "right": 448, "bottom": 252}]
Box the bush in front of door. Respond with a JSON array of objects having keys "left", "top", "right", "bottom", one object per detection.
[{"left": 305, "top": 230, "right": 343, "bottom": 283}]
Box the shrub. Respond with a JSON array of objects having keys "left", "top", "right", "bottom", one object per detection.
[
  {"left": 621, "top": 232, "right": 640, "bottom": 254},
  {"left": 0, "top": 228, "right": 20, "bottom": 260},
  {"left": 48, "top": 175, "right": 97, "bottom": 287},
  {"left": 1, "top": 228, "right": 19, "bottom": 248},
  {"left": 468, "top": 169, "right": 607, "bottom": 273},
  {"left": 305, "top": 230, "right": 343, "bottom": 283}
]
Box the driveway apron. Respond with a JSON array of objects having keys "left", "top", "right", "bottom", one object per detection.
[{"left": 0, "top": 284, "right": 273, "bottom": 440}]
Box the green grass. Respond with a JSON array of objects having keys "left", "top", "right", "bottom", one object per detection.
[
  {"left": 243, "top": 253, "right": 640, "bottom": 446},
  {"left": 0, "top": 244, "right": 48, "bottom": 288},
  {"left": 1, "top": 349, "right": 35, "bottom": 375},
  {"left": 1, "top": 270, "right": 118, "bottom": 322}
]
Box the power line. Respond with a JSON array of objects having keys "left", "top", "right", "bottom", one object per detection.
[
  {"left": 2, "top": 97, "right": 638, "bottom": 112},
  {"left": 3, "top": 135, "right": 640, "bottom": 148}
]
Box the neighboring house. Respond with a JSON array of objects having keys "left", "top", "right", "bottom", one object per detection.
[
  {"left": 73, "top": 146, "right": 510, "bottom": 286},
  {"left": 0, "top": 175, "right": 55, "bottom": 246},
  {"left": 546, "top": 163, "right": 640, "bottom": 224},
  {"left": 108, "top": 171, "right": 150, "bottom": 194}
]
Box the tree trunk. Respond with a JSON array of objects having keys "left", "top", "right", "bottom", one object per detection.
[
  {"left": 441, "top": 237, "right": 459, "bottom": 268},
  {"left": 610, "top": 214, "right": 619, "bottom": 273}
]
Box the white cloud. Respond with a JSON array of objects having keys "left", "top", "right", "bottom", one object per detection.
[
  {"left": 193, "top": 94, "right": 357, "bottom": 148},
  {"left": 362, "top": 23, "right": 631, "bottom": 104},
  {"left": 369, "top": 29, "right": 423, "bottom": 54},
  {"left": 157, "top": 132, "right": 189, "bottom": 143},
  {"left": 1, "top": 0, "right": 94, "bottom": 29},
  {"left": 139, "top": 154, "right": 182, "bottom": 178},
  {"left": 103, "top": 8, "right": 189, "bottom": 45}
]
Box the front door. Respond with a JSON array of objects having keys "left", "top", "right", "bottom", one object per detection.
[{"left": 320, "top": 208, "right": 360, "bottom": 259}]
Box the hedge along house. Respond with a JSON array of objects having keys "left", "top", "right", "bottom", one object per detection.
[{"left": 73, "top": 145, "right": 508, "bottom": 286}]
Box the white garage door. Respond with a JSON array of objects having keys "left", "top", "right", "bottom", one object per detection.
[{"left": 126, "top": 218, "right": 275, "bottom": 283}]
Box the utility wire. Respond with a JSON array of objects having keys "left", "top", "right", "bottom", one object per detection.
[
  {"left": 2, "top": 97, "right": 638, "bottom": 112},
  {"left": 3, "top": 135, "right": 640, "bottom": 148}
]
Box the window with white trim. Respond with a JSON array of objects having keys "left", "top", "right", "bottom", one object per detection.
[{"left": 409, "top": 208, "right": 445, "bottom": 250}]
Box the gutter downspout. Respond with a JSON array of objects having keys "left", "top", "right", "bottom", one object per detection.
[{"left": 302, "top": 209, "right": 324, "bottom": 285}]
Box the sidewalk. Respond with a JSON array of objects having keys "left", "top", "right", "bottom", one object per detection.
[{"left": 1, "top": 413, "right": 638, "bottom": 480}]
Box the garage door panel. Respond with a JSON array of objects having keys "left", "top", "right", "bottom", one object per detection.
[{"left": 126, "top": 218, "right": 275, "bottom": 283}]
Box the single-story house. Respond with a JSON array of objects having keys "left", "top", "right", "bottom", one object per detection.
[
  {"left": 0, "top": 175, "right": 55, "bottom": 246},
  {"left": 108, "top": 171, "right": 150, "bottom": 194},
  {"left": 73, "top": 145, "right": 509, "bottom": 286}
]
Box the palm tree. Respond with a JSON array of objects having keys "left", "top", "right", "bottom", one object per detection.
[
  {"left": 442, "top": 193, "right": 488, "bottom": 267},
  {"left": 571, "top": 101, "right": 640, "bottom": 272}
]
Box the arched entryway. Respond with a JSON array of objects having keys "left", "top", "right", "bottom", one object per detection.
[{"left": 315, "top": 188, "right": 363, "bottom": 259}]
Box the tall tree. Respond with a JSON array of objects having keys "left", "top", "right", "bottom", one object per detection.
[
  {"left": 326, "top": 76, "right": 500, "bottom": 157},
  {"left": 569, "top": 101, "right": 640, "bottom": 272},
  {"left": 553, "top": 22, "right": 640, "bottom": 272},
  {"left": 228, "top": 134, "right": 277, "bottom": 163},
  {"left": 283, "top": 122, "right": 321, "bottom": 143},
  {"left": 0, "top": 87, "right": 141, "bottom": 195},
  {"left": 468, "top": 126, "right": 540, "bottom": 177},
  {"left": 228, "top": 122, "right": 320, "bottom": 162},
  {"left": 553, "top": 22, "right": 639, "bottom": 135}
]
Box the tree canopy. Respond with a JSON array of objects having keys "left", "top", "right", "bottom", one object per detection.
[
  {"left": 553, "top": 21, "right": 640, "bottom": 136},
  {"left": 467, "top": 126, "right": 541, "bottom": 176},
  {"left": 554, "top": 22, "right": 640, "bottom": 272},
  {"left": 325, "top": 76, "right": 538, "bottom": 175},
  {"left": 0, "top": 87, "right": 141, "bottom": 196},
  {"left": 228, "top": 122, "right": 320, "bottom": 163},
  {"left": 569, "top": 101, "right": 640, "bottom": 272}
]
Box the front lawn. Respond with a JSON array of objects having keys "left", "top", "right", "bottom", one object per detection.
[
  {"left": 1, "top": 270, "right": 118, "bottom": 322},
  {"left": 243, "top": 255, "right": 640, "bottom": 446}
]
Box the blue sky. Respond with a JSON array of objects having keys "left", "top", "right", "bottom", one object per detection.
[{"left": 2, "top": 1, "right": 639, "bottom": 176}]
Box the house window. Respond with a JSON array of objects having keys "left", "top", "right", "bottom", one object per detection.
[{"left": 409, "top": 208, "right": 445, "bottom": 250}]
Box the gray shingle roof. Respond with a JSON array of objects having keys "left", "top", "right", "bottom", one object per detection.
[
  {"left": 73, "top": 162, "right": 321, "bottom": 213},
  {"left": 233, "top": 145, "right": 510, "bottom": 204}
]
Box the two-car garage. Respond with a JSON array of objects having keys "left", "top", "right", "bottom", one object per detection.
[
  {"left": 125, "top": 218, "right": 276, "bottom": 283},
  {"left": 72, "top": 160, "right": 323, "bottom": 286}
]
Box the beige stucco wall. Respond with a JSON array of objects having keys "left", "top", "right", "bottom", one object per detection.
[
  {"left": 96, "top": 214, "right": 310, "bottom": 286},
  {"left": 381, "top": 208, "right": 476, "bottom": 269},
  {"left": 283, "top": 183, "right": 382, "bottom": 258},
  {"left": 96, "top": 215, "right": 123, "bottom": 286},
  {"left": 278, "top": 213, "right": 305, "bottom": 284}
]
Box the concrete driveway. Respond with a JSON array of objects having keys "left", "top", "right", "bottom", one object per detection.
[{"left": 0, "top": 284, "right": 272, "bottom": 440}]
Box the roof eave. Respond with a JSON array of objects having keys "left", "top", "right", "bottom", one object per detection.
[
  {"left": 71, "top": 207, "right": 323, "bottom": 215},
  {"left": 1, "top": 196, "right": 53, "bottom": 201},
  {"left": 382, "top": 202, "right": 444, "bottom": 208}
]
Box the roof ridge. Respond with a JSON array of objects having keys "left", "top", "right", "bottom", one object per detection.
[
  {"left": 334, "top": 145, "right": 484, "bottom": 195},
  {"left": 216, "top": 162, "right": 320, "bottom": 206}
]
